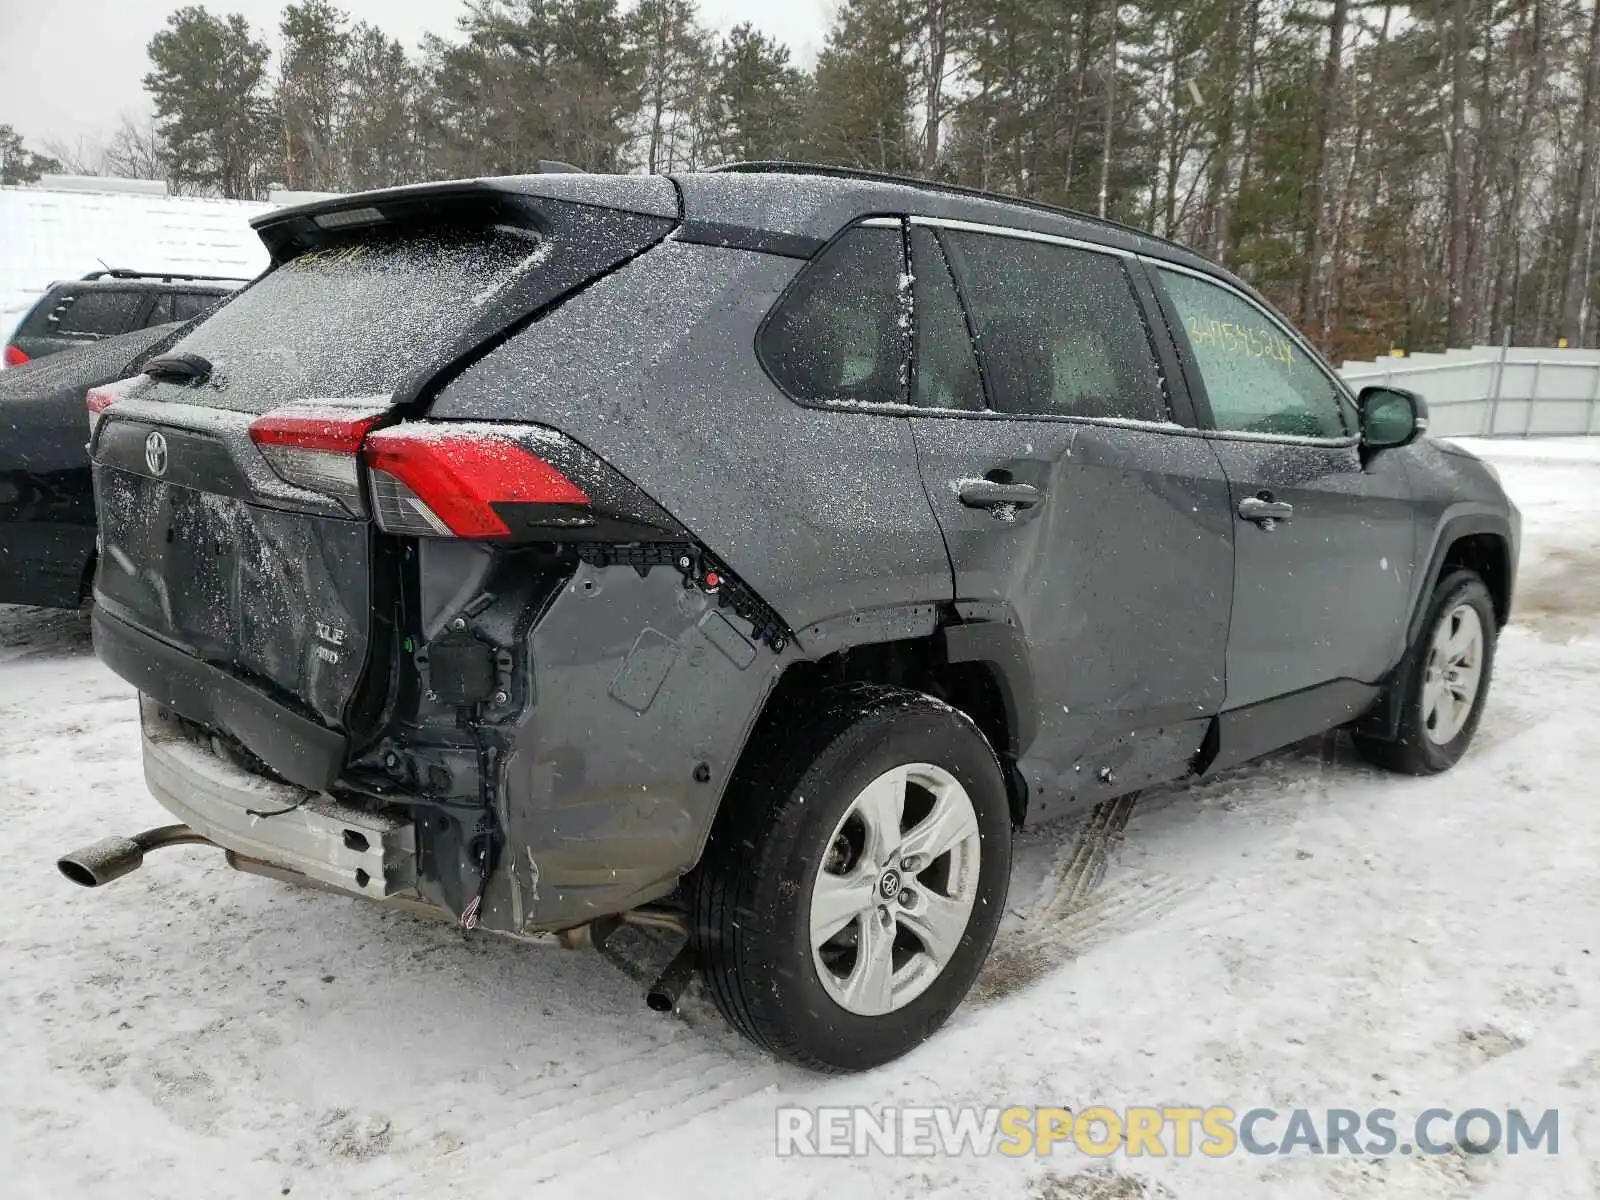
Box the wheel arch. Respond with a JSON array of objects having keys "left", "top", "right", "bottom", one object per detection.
[
  {"left": 1409, "top": 513, "right": 1515, "bottom": 645},
  {"left": 1360, "top": 514, "right": 1513, "bottom": 744},
  {"left": 720, "top": 611, "right": 1037, "bottom": 829}
]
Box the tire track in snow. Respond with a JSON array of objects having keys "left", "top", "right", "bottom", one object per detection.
[
  {"left": 975, "top": 793, "right": 1212, "bottom": 1004},
  {"left": 356, "top": 1035, "right": 790, "bottom": 1192}
]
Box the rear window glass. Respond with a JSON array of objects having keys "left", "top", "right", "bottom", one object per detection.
[
  {"left": 54, "top": 290, "right": 146, "bottom": 337},
  {"left": 759, "top": 226, "right": 909, "bottom": 408},
  {"left": 167, "top": 228, "right": 543, "bottom": 411}
]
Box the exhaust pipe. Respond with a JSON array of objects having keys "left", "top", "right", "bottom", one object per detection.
[
  {"left": 57, "top": 824, "right": 213, "bottom": 888},
  {"left": 645, "top": 943, "right": 696, "bottom": 1013}
]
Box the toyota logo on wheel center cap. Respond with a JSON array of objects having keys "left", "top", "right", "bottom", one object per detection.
[
  {"left": 144, "top": 431, "right": 169, "bottom": 477},
  {"left": 877, "top": 868, "right": 902, "bottom": 899}
]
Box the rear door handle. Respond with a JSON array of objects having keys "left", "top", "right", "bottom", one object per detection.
[
  {"left": 958, "top": 479, "right": 1043, "bottom": 510},
  {"left": 1238, "top": 496, "right": 1294, "bottom": 525}
]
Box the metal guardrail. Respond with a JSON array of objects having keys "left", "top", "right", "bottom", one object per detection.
[{"left": 1338, "top": 346, "right": 1600, "bottom": 437}]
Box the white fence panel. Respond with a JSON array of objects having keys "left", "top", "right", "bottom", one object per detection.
[{"left": 1338, "top": 345, "right": 1600, "bottom": 438}]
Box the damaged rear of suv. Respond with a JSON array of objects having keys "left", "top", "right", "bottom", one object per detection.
[
  {"left": 66, "top": 171, "right": 1012, "bottom": 1071},
  {"left": 60, "top": 166, "right": 1518, "bottom": 1072}
]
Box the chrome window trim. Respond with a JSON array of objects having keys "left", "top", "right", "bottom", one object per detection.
[
  {"left": 797, "top": 397, "right": 1197, "bottom": 434},
  {"left": 907, "top": 214, "right": 1133, "bottom": 260},
  {"left": 1142, "top": 255, "right": 1360, "bottom": 441}
]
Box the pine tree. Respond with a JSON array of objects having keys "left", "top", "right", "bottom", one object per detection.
[
  {"left": 341, "top": 24, "right": 431, "bottom": 190},
  {"left": 426, "top": 0, "right": 638, "bottom": 175},
  {"left": 144, "top": 7, "right": 273, "bottom": 198},
  {"left": 704, "top": 23, "right": 808, "bottom": 163},
  {"left": 0, "top": 125, "right": 61, "bottom": 185},
  {"left": 628, "top": 0, "right": 711, "bottom": 172},
  {"left": 278, "top": 0, "right": 351, "bottom": 191},
  {"left": 804, "top": 0, "right": 917, "bottom": 172}
]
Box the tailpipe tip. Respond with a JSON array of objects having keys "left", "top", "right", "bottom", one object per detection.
[
  {"left": 645, "top": 945, "right": 697, "bottom": 1013},
  {"left": 57, "top": 836, "right": 146, "bottom": 888}
]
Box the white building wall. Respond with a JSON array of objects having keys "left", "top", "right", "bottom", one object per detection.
[{"left": 0, "top": 184, "right": 275, "bottom": 331}]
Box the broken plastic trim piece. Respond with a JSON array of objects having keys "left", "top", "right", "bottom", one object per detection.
[{"left": 573, "top": 542, "right": 792, "bottom": 652}]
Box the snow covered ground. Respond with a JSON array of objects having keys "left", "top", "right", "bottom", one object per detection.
[{"left": 1, "top": 440, "right": 1597, "bottom": 1199}]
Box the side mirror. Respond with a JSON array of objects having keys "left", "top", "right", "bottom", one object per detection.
[{"left": 1358, "top": 385, "right": 1428, "bottom": 451}]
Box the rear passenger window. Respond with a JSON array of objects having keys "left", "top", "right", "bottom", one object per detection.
[
  {"left": 53, "top": 290, "right": 146, "bottom": 337},
  {"left": 941, "top": 232, "right": 1167, "bottom": 422},
  {"left": 760, "top": 226, "right": 909, "bottom": 407},
  {"left": 910, "top": 228, "right": 983, "bottom": 411}
]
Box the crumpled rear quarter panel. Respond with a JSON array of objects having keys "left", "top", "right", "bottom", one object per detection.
[
  {"left": 427, "top": 240, "right": 954, "bottom": 633},
  {"left": 476, "top": 560, "right": 801, "bottom": 933}
]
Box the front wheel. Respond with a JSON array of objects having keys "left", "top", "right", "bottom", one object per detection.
[
  {"left": 1355, "top": 569, "right": 1498, "bottom": 774},
  {"left": 691, "top": 684, "right": 1012, "bottom": 1072}
]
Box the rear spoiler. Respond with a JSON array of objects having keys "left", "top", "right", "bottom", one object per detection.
[{"left": 251, "top": 177, "right": 681, "bottom": 265}]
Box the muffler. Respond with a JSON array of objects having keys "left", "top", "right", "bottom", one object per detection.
[{"left": 57, "top": 824, "right": 214, "bottom": 887}]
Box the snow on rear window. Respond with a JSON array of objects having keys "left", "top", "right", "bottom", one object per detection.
[{"left": 167, "top": 227, "right": 541, "bottom": 413}]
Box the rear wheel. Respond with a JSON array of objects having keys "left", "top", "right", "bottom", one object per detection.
[
  {"left": 1354, "top": 570, "right": 1497, "bottom": 774},
  {"left": 691, "top": 684, "right": 1012, "bottom": 1072}
]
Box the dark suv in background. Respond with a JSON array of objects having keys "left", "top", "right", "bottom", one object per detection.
[
  {"left": 0, "top": 322, "right": 187, "bottom": 607},
  {"left": 60, "top": 166, "right": 1518, "bottom": 1072},
  {"left": 4, "top": 269, "right": 242, "bottom": 367}
]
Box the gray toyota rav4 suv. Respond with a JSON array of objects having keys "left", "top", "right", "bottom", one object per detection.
[{"left": 62, "top": 165, "right": 1518, "bottom": 1071}]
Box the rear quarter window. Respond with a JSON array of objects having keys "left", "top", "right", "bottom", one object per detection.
[
  {"left": 759, "top": 226, "right": 909, "bottom": 408},
  {"left": 171, "top": 292, "right": 224, "bottom": 323}
]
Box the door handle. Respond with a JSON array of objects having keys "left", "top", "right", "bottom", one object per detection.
[
  {"left": 1238, "top": 495, "right": 1294, "bottom": 526},
  {"left": 958, "top": 479, "right": 1043, "bottom": 510}
]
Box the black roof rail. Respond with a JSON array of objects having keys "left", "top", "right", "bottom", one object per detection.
[
  {"left": 707, "top": 160, "right": 1189, "bottom": 255},
  {"left": 78, "top": 268, "right": 249, "bottom": 284}
]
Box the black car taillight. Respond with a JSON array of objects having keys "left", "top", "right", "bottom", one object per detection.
[
  {"left": 86, "top": 375, "right": 145, "bottom": 438},
  {"left": 3, "top": 344, "right": 28, "bottom": 367},
  {"left": 250, "top": 409, "right": 682, "bottom": 541}
]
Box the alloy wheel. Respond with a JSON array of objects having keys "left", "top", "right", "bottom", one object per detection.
[
  {"left": 1422, "top": 603, "right": 1485, "bottom": 744},
  {"left": 809, "top": 763, "right": 982, "bottom": 1016}
]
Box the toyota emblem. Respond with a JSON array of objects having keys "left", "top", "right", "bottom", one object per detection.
[{"left": 144, "top": 430, "right": 168, "bottom": 476}]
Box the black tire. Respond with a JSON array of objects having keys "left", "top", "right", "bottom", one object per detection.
[
  {"left": 1354, "top": 569, "right": 1498, "bottom": 775},
  {"left": 691, "top": 683, "right": 1012, "bottom": 1072}
]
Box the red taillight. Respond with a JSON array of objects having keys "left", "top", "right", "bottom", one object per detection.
[
  {"left": 3, "top": 344, "right": 27, "bottom": 367},
  {"left": 249, "top": 403, "right": 392, "bottom": 513},
  {"left": 363, "top": 425, "right": 590, "bottom": 539},
  {"left": 248, "top": 407, "right": 383, "bottom": 453},
  {"left": 86, "top": 376, "right": 145, "bottom": 437}
]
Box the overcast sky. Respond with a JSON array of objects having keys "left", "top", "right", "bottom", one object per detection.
[{"left": 0, "top": 0, "right": 830, "bottom": 154}]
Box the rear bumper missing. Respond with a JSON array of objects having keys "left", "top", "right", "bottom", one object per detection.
[
  {"left": 141, "top": 698, "right": 415, "bottom": 899},
  {"left": 94, "top": 604, "right": 348, "bottom": 790}
]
